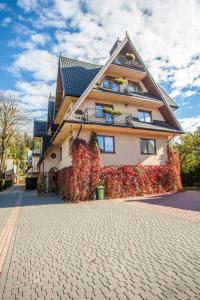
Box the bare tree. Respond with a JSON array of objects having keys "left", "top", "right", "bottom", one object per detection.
[{"left": 0, "top": 94, "right": 31, "bottom": 175}]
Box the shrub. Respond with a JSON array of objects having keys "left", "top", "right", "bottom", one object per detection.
[
  {"left": 72, "top": 138, "right": 91, "bottom": 202},
  {"left": 37, "top": 173, "right": 46, "bottom": 195},
  {"left": 4, "top": 179, "right": 12, "bottom": 189},
  {"left": 25, "top": 177, "right": 38, "bottom": 190},
  {"left": 57, "top": 140, "right": 182, "bottom": 201},
  {"left": 57, "top": 166, "right": 73, "bottom": 200},
  {"left": 0, "top": 179, "right": 12, "bottom": 191}
]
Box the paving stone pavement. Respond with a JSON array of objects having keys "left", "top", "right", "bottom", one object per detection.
[{"left": 0, "top": 187, "right": 200, "bottom": 300}]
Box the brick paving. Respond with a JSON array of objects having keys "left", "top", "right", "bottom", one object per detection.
[{"left": 0, "top": 187, "right": 200, "bottom": 299}]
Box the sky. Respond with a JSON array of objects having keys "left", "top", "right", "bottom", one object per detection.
[{"left": 0, "top": 0, "right": 200, "bottom": 132}]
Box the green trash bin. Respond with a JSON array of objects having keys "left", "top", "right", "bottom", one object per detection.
[{"left": 96, "top": 185, "right": 105, "bottom": 200}]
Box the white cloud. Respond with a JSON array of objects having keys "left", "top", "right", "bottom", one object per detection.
[
  {"left": 179, "top": 116, "right": 200, "bottom": 132},
  {"left": 17, "top": 0, "right": 39, "bottom": 12},
  {"left": 12, "top": 49, "right": 57, "bottom": 81},
  {"left": 1, "top": 17, "right": 11, "bottom": 27},
  {"left": 0, "top": 2, "right": 6, "bottom": 10},
  {"left": 8, "top": 0, "right": 200, "bottom": 119},
  {"left": 192, "top": 77, "right": 200, "bottom": 87},
  {"left": 1, "top": 80, "right": 55, "bottom": 119},
  {"left": 183, "top": 90, "right": 197, "bottom": 98}
]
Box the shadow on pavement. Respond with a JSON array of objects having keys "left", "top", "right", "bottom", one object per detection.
[
  {"left": 0, "top": 185, "right": 65, "bottom": 208},
  {"left": 126, "top": 191, "right": 200, "bottom": 212}
]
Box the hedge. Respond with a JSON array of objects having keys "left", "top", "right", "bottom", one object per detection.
[
  {"left": 25, "top": 177, "right": 38, "bottom": 190},
  {"left": 0, "top": 179, "right": 13, "bottom": 191},
  {"left": 57, "top": 138, "right": 182, "bottom": 202}
]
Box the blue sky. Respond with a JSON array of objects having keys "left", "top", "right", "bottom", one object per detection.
[{"left": 0, "top": 0, "right": 200, "bottom": 131}]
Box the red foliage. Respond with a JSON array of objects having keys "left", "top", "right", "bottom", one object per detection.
[
  {"left": 57, "top": 141, "right": 182, "bottom": 201},
  {"left": 71, "top": 138, "right": 91, "bottom": 201},
  {"left": 102, "top": 147, "right": 182, "bottom": 199},
  {"left": 57, "top": 166, "right": 73, "bottom": 200},
  {"left": 167, "top": 146, "right": 182, "bottom": 191}
]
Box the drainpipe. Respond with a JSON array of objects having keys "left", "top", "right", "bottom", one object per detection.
[
  {"left": 77, "top": 122, "right": 83, "bottom": 138},
  {"left": 76, "top": 110, "right": 86, "bottom": 138},
  {"left": 167, "top": 132, "right": 177, "bottom": 145}
]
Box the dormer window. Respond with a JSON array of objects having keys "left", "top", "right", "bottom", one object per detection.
[{"left": 138, "top": 110, "right": 152, "bottom": 123}]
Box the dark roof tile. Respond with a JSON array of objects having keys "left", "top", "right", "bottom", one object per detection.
[
  {"left": 33, "top": 120, "right": 47, "bottom": 137},
  {"left": 60, "top": 56, "right": 101, "bottom": 97}
]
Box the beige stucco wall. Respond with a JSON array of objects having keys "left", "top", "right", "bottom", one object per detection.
[
  {"left": 43, "top": 147, "right": 60, "bottom": 173},
  {"left": 58, "top": 136, "right": 72, "bottom": 170},
  {"left": 78, "top": 128, "right": 168, "bottom": 165},
  {"left": 79, "top": 98, "right": 164, "bottom": 121},
  {"left": 43, "top": 127, "right": 168, "bottom": 170},
  {"left": 32, "top": 155, "right": 40, "bottom": 173}
]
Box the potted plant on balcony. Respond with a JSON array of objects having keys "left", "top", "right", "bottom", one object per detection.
[
  {"left": 125, "top": 53, "right": 135, "bottom": 61},
  {"left": 102, "top": 107, "right": 122, "bottom": 116},
  {"left": 114, "top": 78, "right": 127, "bottom": 85}
]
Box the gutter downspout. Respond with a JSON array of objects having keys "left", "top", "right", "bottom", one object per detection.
[{"left": 167, "top": 132, "right": 177, "bottom": 144}]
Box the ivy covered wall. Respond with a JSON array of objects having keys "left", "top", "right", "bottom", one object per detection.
[{"left": 57, "top": 134, "right": 182, "bottom": 202}]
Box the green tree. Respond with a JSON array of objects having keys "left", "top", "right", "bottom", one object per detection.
[{"left": 174, "top": 127, "right": 200, "bottom": 185}]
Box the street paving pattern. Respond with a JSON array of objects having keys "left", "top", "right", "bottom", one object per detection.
[{"left": 0, "top": 187, "right": 200, "bottom": 299}]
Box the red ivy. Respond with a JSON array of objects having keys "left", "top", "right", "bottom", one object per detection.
[{"left": 57, "top": 141, "right": 182, "bottom": 201}]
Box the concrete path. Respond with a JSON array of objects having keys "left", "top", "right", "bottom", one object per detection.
[{"left": 0, "top": 187, "right": 200, "bottom": 300}]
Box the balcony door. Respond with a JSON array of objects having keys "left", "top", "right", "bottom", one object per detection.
[{"left": 95, "top": 103, "right": 113, "bottom": 124}]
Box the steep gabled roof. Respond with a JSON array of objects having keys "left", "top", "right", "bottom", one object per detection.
[
  {"left": 60, "top": 56, "right": 102, "bottom": 97},
  {"left": 159, "top": 86, "right": 178, "bottom": 108},
  {"left": 33, "top": 120, "right": 47, "bottom": 137}
]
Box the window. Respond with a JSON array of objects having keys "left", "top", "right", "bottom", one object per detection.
[
  {"left": 127, "top": 82, "right": 142, "bottom": 94},
  {"left": 97, "top": 135, "right": 115, "bottom": 153},
  {"left": 140, "top": 139, "right": 156, "bottom": 155},
  {"left": 95, "top": 103, "right": 113, "bottom": 124},
  {"left": 138, "top": 110, "right": 152, "bottom": 123},
  {"left": 59, "top": 147, "right": 62, "bottom": 161},
  {"left": 102, "top": 77, "right": 120, "bottom": 93},
  {"left": 103, "top": 79, "right": 111, "bottom": 89}
]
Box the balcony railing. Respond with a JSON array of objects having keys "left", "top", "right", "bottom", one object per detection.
[
  {"left": 95, "top": 84, "right": 161, "bottom": 101},
  {"left": 71, "top": 108, "right": 133, "bottom": 127},
  {"left": 113, "top": 54, "right": 145, "bottom": 71},
  {"left": 70, "top": 109, "right": 176, "bottom": 133}
]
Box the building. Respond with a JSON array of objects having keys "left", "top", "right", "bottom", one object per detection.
[{"left": 33, "top": 33, "right": 183, "bottom": 192}]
